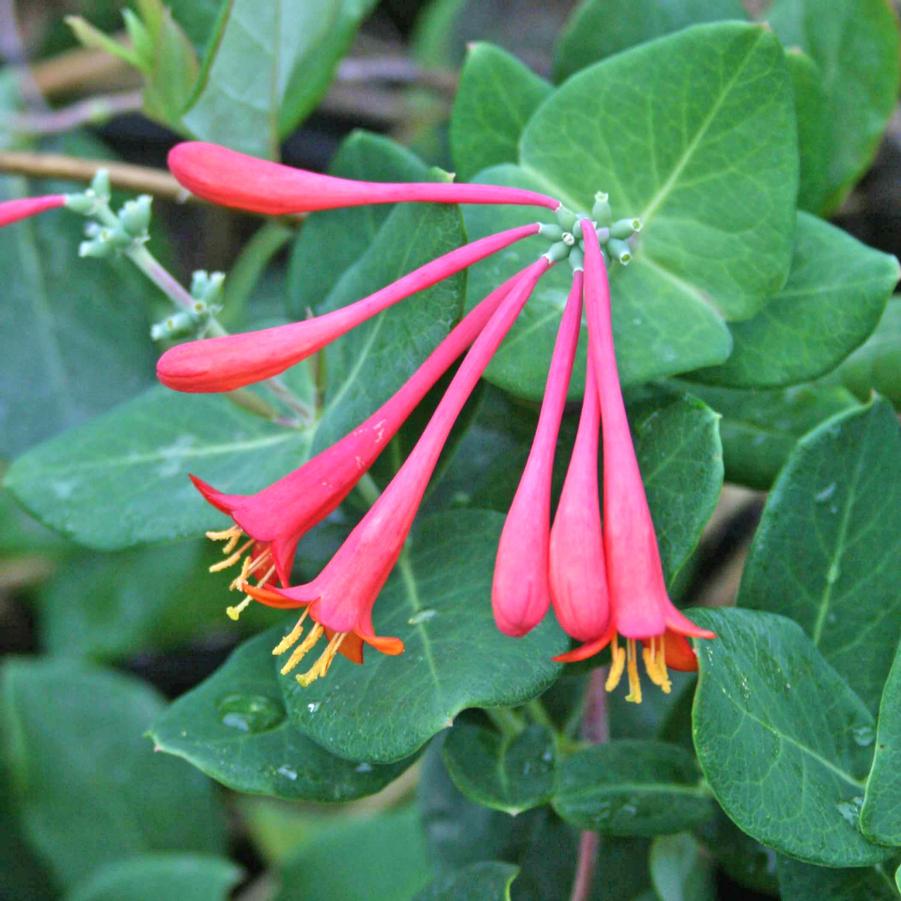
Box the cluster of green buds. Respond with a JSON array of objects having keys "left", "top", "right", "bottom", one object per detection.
[
  {"left": 539, "top": 192, "right": 641, "bottom": 270},
  {"left": 64, "top": 169, "right": 153, "bottom": 258},
  {"left": 150, "top": 270, "right": 225, "bottom": 341}
]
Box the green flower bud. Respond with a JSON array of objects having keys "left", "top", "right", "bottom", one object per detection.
[
  {"left": 592, "top": 191, "right": 613, "bottom": 225},
  {"left": 610, "top": 217, "right": 642, "bottom": 239},
  {"left": 607, "top": 238, "right": 633, "bottom": 265},
  {"left": 538, "top": 223, "right": 564, "bottom": 241},
  {"left": 568, "top": 247, "right": 585, "bottom": 271},
  {"left": 555, "top": 205, "right": 578, "bottom": 232},
  {"left": 543, "top": 240, "right": 571, "bottom": 263},
  {"left": 119, "top": 194, "right": 152, "bottom": 237},
  {"left": 90, "top": 169, "right": 111, "bottom": 201},
  {"left": 64, "top": 193, "right": 96, "bottom": 215}
]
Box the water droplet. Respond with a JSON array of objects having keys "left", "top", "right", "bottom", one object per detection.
[
  {"left": 408, "top": 609, "right": 437, "bottom": 625},
  {"left": 851, "top": 725, "right": 875, "bottom": 747},
  {"left": 217, "top": 693, "right": 285, "bottom": 734},
  {"left": 815, "top": 483, "right": 836, "bottom": 502},
  {"left": 827, "top": 563, "right": 840, "bottom": 584},
  {"left": 836, "top": 797, "right": 864, "bottom": 824},
  {"left": 620, "top": 804, "right": 638, "bottom": 817},
  {"left": 306, "top": 701, "right": 321, "bottom": 714},
  {"left": 355, "top": 762, "right": 373, "bottom": 774},
  {"left": 277, "top": 765, "right": 298, "bottom": 781}
]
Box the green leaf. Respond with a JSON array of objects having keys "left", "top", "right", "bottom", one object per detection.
[
  {"left": 694, "top": 809, "right": 779, "bottom": 895},
  {"left": 306, "top": 175, "right": 466, "bottom": 452},
  {"left": 690, "top": 607, "right": 888, "bottom": 867},
  {"left": 552, "top": 741, "right": 714, "bottom": 837},
  {"left": 683, "top": 381, "right": 859, "bottom": 490},
  {"left": 282, "top": 510, "right": 567, "bottom": 764},
  {"left": 466, "top": 23, "right": 797, "bottom": 397},
  {"left": 861, "top": 642, "right": 901, "bottom": 845},
  {"left": 762, "top": 0, "right": 901, "bottom": 211},
  {"left": 183, "top": 0, "right": 378, "bottom": 157},
  {"left": 150, "top": 630, "right": 413, "bottom": 800},
  {"left": 0, "top": 176, "right": 155, "bottom": 458},
  {"left": 275, "top": 807, "right": 431, "bottom": 901},
  {"left": 777, "top": 855, "right": 900, "bottom": 901},
  {"left": 649, "top": 833, "right": 716, "bottom": 901},
  {"left": 442, "top": 722, "right": 556, "bottom": 815},
  {"left": 692, "top": 214, "right": 899, "bottom": 389},
  {"left": 287, "top": 131, "right": 426, "bottom": 320},
  {"left": 67, "top": 854, "right": 242, "bottom": 901},
  {"left": 0, "top": 658, "right": 226, "bottom": 889},
  {"left": 553, "top": 0, "right": 746, "bottom": 81},
  {"left": 738, "top": 399, "right": 901, "bottom": 713},
  {"left": 4, "top": 386, "right": 313, "bottom": 550},
  {"left": 835, "top": 296, "right": 901, "bottom": 408},
  {"left": 450, "top": 43, "right": 551, "bottom": 182},
  {"left": 36, "top": 540, "right": 230, "bottom": 661},
  {"left": 786, "top": 48, "right": 831, "bottom": 213},
  {"left": 413, "top": 861, "right": 519, "bottom": 901}
]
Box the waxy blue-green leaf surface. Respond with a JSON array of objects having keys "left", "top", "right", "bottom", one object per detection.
[
  {"left": 836, "top": 296, "right": 901, "bottom": 407},
  {"left": 693, "top": 213, "right": 899, "bottom": 388},
  {"left": 465, "top": 23, "right": 797, "bottom": 398},
  {"left": 68, "top": 854, "right": 242, "bottom": 901},
  {"left": 413, "top": 861, "right": 519, "bottom": 901},
  {"left": 0, "top": 176, "right": 154, "bottom": 459},
  {"left": 151, "top": 630, "right": 413, "bottom": 800},
  {"left": 450, "top": 43, "right": 551, "bottom": 181},
  {"left": 691, "top": 607, "right": 888, "bottom": 867},
  {"left": 860, "top": 642, "right": 901, "bottom": 846},
  {"left": 282, "top": 510, "right": 567, "bottom": 763},
  {"left": 777, "top": 855, "right": 900, "bottom": 901},
  {"left": 442, "top": 722, "right": 556, "bottom": 815},
  {"left": 552, "top": 741, "right": 715, "bottom": 837},
  {"left": 0, "top": 659, "right": 226, "bottom": 889},
  {"left": 182, "top": 0, "right": 378, "bottom": 157},
  {"left": 4, "top": 386, "right": 313, "bottom": 550},
  {"left": 739, "top": 399, "right": 901, "bottom": 714}
]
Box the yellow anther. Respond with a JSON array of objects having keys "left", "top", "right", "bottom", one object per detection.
[
  {"left": 605, "top": 636, "right": 626, "bottom": 692},
  {"left": 206, "top": 525, "right": 242, "bottom": 542},
  {"left": 226, "top": 596, "right": 252, "bottom": 621},
  {"left": 625, "top": 639, "right": 642, "bottom": 704},
  {"left": 272, "top": 610, "right": 310, "bottom": 656},
  {"left": 280, "top": 624, "right": 324, "bottom": 675},
  {"left": 297, "top": 633, "right": 347, "bottom": 687},
  {"left": 230, "top": 555, "right": 274, "bottom": 591}
]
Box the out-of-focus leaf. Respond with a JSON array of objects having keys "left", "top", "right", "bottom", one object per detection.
[
  {"left": 649, "top": 832, "right": 716, "bottom": 901},
  {"left": 413, "top": 862, "right": 519, "bottom": 901},
  {"left": 0, "top": 659, "right": 226, "bottom": 889},
  {"left": 835, "top": 296, "right": 901, "bottom": 408},
  {"left": 777, "top": 855, "right": 900, "bottom": 901}
]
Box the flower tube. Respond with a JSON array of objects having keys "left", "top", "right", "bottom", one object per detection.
[
  {"left": 578, "top": 219, "right": 714, "bottom": 703},
  {"left": 156, "top": 223, "right": 540, "bottom": 392},
  {"left": 168, "top": 142, "right": 560, "bottom": 214},
  {"left": 492, "top": 270, "right": 583, "bottom": 637},
  {"left": 0, "top": 194, "right": 66, "bottom": 227}
]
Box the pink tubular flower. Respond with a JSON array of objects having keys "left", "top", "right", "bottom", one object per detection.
[
  {"left": 576, "top": 220, "right": 714, "bottom": 703},
  {"left": 244, "top": 260, "right": 549, "bottom": 686},
  {"left": 156, "top": 222, "right": 540, "bottom": 392},
  {"left": 0, "top": 194, "right": 66, "bottom": 227},
  {"left": 492, "top": 271, "right": 583, "bottom": 637},
  {"left": 549, "top": 364, "right": 610, "bottom": 644},
  {"left": 194, "top": 269, "right": 526, "bottom": 618},
  {"left": 168, "top": 142, "right": 560, "bottom": 214}
]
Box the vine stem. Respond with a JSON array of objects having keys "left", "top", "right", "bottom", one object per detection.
[{"left": 569, "top": 666, "right": 610, "bottom": 901}]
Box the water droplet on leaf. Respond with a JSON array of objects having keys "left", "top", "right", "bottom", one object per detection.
[
  {"left": 851, "top": 725, "right": 875, "bottom": 747},
  {"left": 276, "top": 765, "right": 298, "bottom": 781},
  {"left": 217, "top": 693, "right": 285, "bottom": 733}
]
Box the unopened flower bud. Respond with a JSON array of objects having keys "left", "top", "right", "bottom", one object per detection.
[
  {"left": 610, "top": 217, "right": 642, "bottom": 239},
  {"left": 555, "top": 204, "right": 578, "bottom": 231},
  {"left": 568, "top": 247, "right": 584, "bottom": 271},
  {"left": 119, "top": 194, "right": 152, "bottom": 237},
  {"left": 543, "top": 240, "right": 571, "bottom": 263},
  {"left": 538, "top": 223, "right": 564, "bottom": 241},
  {"left": 90, "top": 169, "right": 111, "bottom": 201},
  {"left": 64, "top": 193, "right": 96, "bottom": 215},
  {"left": 592, "top": 192, "right": 612, "bottom": 226},
  {"left": 607, "top": 238, "right": 632, "bottom": 265}
]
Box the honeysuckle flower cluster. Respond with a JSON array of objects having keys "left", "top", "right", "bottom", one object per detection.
[{"left": 2, "top": 142, "right": 714, "bottom": 701}]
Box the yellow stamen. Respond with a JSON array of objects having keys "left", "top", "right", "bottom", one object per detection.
[
  {"left": 280, "top": 624, "right": 324, "bottom": 675},
  {"left": 208, "top": 537, "right": 254, "bottom": 572},
  {"left": 230, "top": 555, "right": 274, "bottom": 591},
  {"left": 226, "top": 595, "right": 253, "bottom": 621},
  {"left": 625, "top": 639, "right": 642, "bottom": 704},
  {"left": 297, "top": 632, "right": 347, "bottom": 687},
  {"left": 206, "top": 525, "right": 242, "bottom": 542},
  {"left": 272, "top": 610, "right": 310, "bottom": 656},
  {"left": 605, "top": 636, "right": 626, "bottom": 691}
]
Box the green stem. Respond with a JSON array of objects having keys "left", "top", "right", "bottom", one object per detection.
[
  {"left": 525, "top": 698, "right": 556, "bottom": 731},
  {"left": 355, "top": 473, "right": 381, "bottom": 507},
  {"left": 484, "top": 707, "right": 525, "bottom": 739}
]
